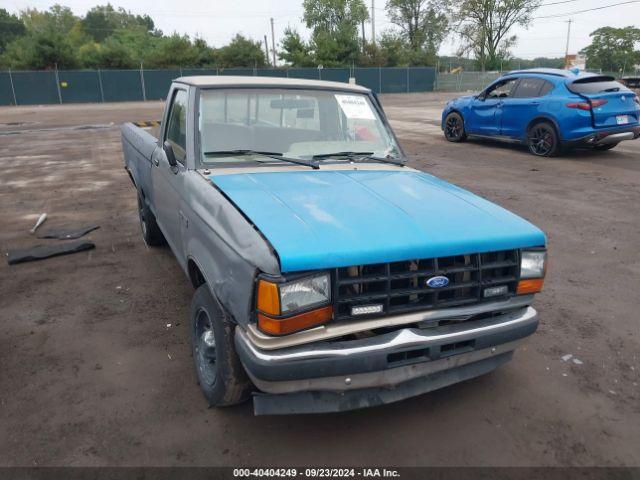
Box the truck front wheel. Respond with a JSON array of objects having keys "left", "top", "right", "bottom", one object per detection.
[
  {"left": 190, "top": 284, "right": 252, "bottom": 407},
  {"left": 137, "top": 192, "right": 165, "bottom": 246}
]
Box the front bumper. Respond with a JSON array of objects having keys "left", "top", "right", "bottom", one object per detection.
[
  {"left": 235, "top": 305, "right": 538, "bottom": 415},
  {"left": 565, "top": 125, "right": 640, "bottom": 147}
]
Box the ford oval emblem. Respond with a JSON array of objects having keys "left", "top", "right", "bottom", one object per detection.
[{"left": 426, "top": 276, "right": 449, "bottom": 288}]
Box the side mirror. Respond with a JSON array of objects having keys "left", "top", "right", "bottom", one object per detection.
[{"left": 163, "top": 141, "right": 177, "bottom": 167}]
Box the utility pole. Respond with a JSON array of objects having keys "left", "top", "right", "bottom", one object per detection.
[
  {"left": 264, "top": 35, "right": 269, "bottom": 64},
  {"left": 361, "top": 19, "right": 366, "bottom": 52},
  {"left": 371, "top": 0, "right": 376, "bottom": 45},
  {"left": 564, "top": 19, "right": 572, "bottom": 68},
  {"left": 371, "top": 0, "right": 376, "bottom": 46},
  {"left": 270, "top": 17, "right": 277, "bottom": 68}
]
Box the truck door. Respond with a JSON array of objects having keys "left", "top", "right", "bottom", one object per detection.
[
  {"left": 466, "top": 78, "right": 518, "bottom": 136},
  {"left": 151, "top": 87, "right": 189, "bottom": 263}
]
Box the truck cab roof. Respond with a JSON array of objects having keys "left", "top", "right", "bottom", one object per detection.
[{"left": 173, "top": 75, "right": 371, "bottom": 93}]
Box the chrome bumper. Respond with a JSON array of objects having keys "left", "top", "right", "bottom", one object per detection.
[{"left": 235, "top": 305, "right": 538, "bottom": 414}]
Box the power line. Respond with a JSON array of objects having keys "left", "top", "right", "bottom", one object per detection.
[
  {"left": 539, "top": 0, "right": 582, "bottom": 6},
  {"left": 533, "top": 0, "right": 640, "bottom": 19}
]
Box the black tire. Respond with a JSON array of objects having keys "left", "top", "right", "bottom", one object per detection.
[
  {"left": 594, "top": 143, "right": 618, "bottom": 151},
  {"left": 137, "top": 191, "right": 165, "bottom": 246},
  {"left": 443, "top": 112, "right": 467, "bottom": 142},
  {"left": 527, "top": 122, "right": 561, "bottom": 157},
  {"left": 190, "top": 284, "right": 252, "bottom": 407}
]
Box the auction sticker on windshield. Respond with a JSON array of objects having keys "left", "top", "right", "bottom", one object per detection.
[{"left": 335, "top": 94, "right": 376, "bottom": 120}]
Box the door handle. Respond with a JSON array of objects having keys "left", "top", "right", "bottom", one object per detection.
[{"left": 153, "top": 157, "right": 159, "bottom": 166}]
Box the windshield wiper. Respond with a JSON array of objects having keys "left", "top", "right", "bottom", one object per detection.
[
  {"left": 311, "top": 151, "right": 405, "bottom": 167},
  {"left": 204, "top": 150, "right": 318, "bottom": 169}
]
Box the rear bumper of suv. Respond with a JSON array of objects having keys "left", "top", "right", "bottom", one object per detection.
[
  {"left": 235, "top": 306, "right": 538, "bottom": 415},
  {"left": 565, "top": 125, "right": 640, "bottom": 147}
]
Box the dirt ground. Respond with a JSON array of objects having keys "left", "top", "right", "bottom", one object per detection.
[{"left": 1, "top": 92, "right": 639, "bottom": 467}]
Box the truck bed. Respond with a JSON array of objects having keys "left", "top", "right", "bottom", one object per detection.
[{"left": 121, "top": 122, "right": 158, "bottom": 198}]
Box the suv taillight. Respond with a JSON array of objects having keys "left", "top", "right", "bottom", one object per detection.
[{"left": 566, "top": 99, "right": 608, "bottom": 110}]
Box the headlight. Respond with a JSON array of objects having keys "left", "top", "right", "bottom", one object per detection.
[
  {"left": 256, "top": 273, "right": 332, "bottom": 335},
  {"left": 520, "top": 250, "right": 547, "bottom": 279},
  {"left": 280, "top": 274, "right": 330, "bottom": 313}
]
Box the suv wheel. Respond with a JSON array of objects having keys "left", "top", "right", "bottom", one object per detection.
[
  {"left": 443, "top": 112, "right": 467, "bottom": 142},
  {"left": 527, "top": 122, "right": 560, "bottom": 157},
  {"left": 190, "top": 285, "right": 252, "bottom": 407}
]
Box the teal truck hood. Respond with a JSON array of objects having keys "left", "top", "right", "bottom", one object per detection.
[{"left": 209, "top": 170, "right": 546, "bottom": 273}]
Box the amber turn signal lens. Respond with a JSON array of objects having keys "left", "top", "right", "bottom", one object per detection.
[
  {"left": 257, "top": 280, "right": 280, "bottom": 316},
  {"left": 517, "top": 278, "right": 545, "bottom": 295},
  {"left": 258, "top": 305, "right": 333, "bottom": 335}
]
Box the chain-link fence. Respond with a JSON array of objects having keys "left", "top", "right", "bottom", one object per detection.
[
  {"left": 0, "top": 66, "right": 436, "bottom": 106},
  {"left": 435, "top": 71, "right": 503, "bottom": 92},
  {"left": 435, "top": 70, "right": 626, "bottom": 93}
]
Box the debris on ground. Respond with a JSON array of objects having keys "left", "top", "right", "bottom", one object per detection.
[
  {"left": 7, "top": 241, "right": 95, "bottom": 265},
  {"left": 29, "top": 213, "right": 47, "bottom": 234},
  {"left": 37, "top": 224, "right": 100, "bottom": 240},
  {"left": 561, "top": 354, "right": 573, "bottom": 362},
  {"left": 572, "top": 358, "right": 584, "bottom": 365}
]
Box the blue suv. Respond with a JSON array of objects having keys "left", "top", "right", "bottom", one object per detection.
[{"left": 442, "top": 68, "right": 640, "bottom": 156}]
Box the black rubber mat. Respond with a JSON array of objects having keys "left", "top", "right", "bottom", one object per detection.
[
  {"left": 37, "top": 225, "right": 100, "bottom": 240},
  {"left": 7, "top": 241, "right": 95, "bottom": 265}
]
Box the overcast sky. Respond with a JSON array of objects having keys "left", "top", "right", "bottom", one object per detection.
[{"left": 4, "top": 0, "right": 640, "bottom": 61}]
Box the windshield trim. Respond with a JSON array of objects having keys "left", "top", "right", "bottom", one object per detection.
[{"left": 193, "top": 85, "right": 406, "bottom": 170}]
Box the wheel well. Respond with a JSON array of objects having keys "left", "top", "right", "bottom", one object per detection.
[
  {"left": 188, "top": 259, "right": 206, "bottom": 288},
  {"left": 527, "top": 117, "right": 560, "bottom": 137}
]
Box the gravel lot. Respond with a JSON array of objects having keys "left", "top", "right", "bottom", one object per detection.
[{"left": 1, "top": 92, "right": 639, "bottom": 467}]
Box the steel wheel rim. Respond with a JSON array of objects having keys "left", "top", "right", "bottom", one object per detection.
[
  {"left": 138, "top": 202, "right": 148, "bottom": 238},
  {"left": 445, "top": 115, "right": 462, "bottom": 140},
  {"left": 529, "top": 126, "right": 554, "bottom": 155},
  {"left": 194, "top": 308, "right": 217, "bottom": 386}
]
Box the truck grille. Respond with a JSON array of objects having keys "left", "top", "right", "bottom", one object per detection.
[{"left": 333, "top": 249, "right": 520, "bottom": 321}]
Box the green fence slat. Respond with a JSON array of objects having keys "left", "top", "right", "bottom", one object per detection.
[
  {"left": 12, "top": 71, "right": 59, "bottom": 105},
  {"left": 353, "top": 68, "right": 380, "bottom": 92},
  {"left": 256, "top": 69, "right": 288, "bottom": 77},
  {"left": 181, "top": 68, "right": 218, "bottom": 77},
  {"left": 287, "top": 68, "right": 320, "bottom": 80},
  {"left": 58, "top": 70, "right": 102, "bottom": 103},
  {"left": 409, "top": 67, "right": 435, "bottom": 92},
  {"left": 0, "top": 72, "right": 14, "bottom": 106},
  {"left": 0, "top": 67, "right": 437, "bottom": 105},
  {"left": 100, "top": 70, "right": 144, "bottom": 102},
  {"left": 144, "top": 69, "right": 181, "bottom": 100},
  {"left": 219, "top": 68, "right": 253, "bottom": 76},
  {"left": 381, "top": 67, "right": 406, "bottom": 93},
  {"left": 320, "top": 68, "right": 350, "bottom": 83}
]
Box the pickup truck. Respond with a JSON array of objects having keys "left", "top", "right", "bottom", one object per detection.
[{"left": 121, "top": 76, "right": 547, "bottom": 415}]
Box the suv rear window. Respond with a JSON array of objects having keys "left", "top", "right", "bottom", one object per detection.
[{"left": 568, "top": 76, "right": 630, "bottom": 94}]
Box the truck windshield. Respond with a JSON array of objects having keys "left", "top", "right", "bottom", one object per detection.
[{"left": 198, "top": 88, "right": 401, "bottom": 166}]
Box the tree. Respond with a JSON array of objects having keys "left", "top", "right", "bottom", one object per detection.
[
  {"left": 82, "top": 4, "right": 157, "bottom": 42},
  {"left": 2, "top": 30, "right": 78, "bottom": 69},
  {"left": 303, "top": 0, "right": 369, "bottom": 66},
  {"left": 217, "top": 34, "right": 267, "bottom": 68},
  {"left": 192, "top": 37, "right": 218, "bottom": 67},
  {"left": 0, "top": 9, "right": 26, "bottom": 54},
  {"left": 580, "top": 26, "right": 640, "bottom": 74},
  {"left": 279, "top": 27, "right": 315, "bottom": 66},
  {"left": 385, "top": 0, "right": 449, "bottom": 59},
  {"left": 2, "top": 6, "right": 80, "bottom": 69},
  {"left": 454, "top": 0, "right": 541, "bottom": 71}
]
